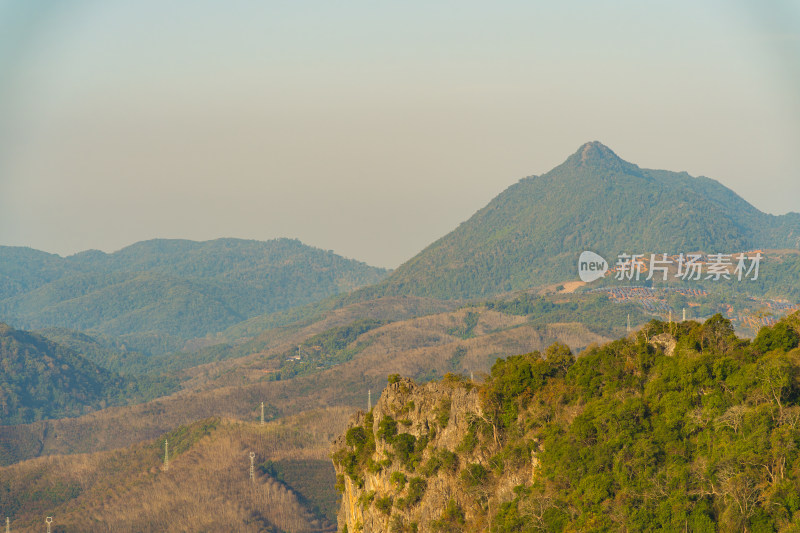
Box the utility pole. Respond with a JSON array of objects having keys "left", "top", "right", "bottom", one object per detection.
[
  {"left": 164, "top": 439, "right": 169, "bottom": 471},
  {"left": 249, "top": 452, "right": 256, "bottom": 482},
  {"left": 260, "top": 402, "right": 265, "bottom": 425}
]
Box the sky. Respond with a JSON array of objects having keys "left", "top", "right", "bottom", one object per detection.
[{"left": 1, "top": 1, "right": 799, "bottom": 269}]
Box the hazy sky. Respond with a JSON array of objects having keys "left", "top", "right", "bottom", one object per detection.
[{"left": 1, "top": 1, "right": 799, "bottom": 268}]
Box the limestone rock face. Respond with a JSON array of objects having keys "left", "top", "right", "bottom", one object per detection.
[
  {"left": 650, "top": 332, "right": 677, "bottom": 356},
  {"left": 331, "top": 377, "right": 536, "bottom": 532}
]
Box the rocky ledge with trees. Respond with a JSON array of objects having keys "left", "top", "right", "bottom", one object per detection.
[{"left": 332, "top": 312, "right": 800, "bottom": 532}]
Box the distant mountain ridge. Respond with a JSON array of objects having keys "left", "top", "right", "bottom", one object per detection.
[
  {"left": 0, "top": 238, "right": 389, "bottom": 354},
  {"left": 360, "top": 141, "right": 800, "bottom": 299}
]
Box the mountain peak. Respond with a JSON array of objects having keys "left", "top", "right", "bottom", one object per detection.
[
  {"left": 574, "top": 141, "right": 623, "bottom": 164},
  {"left": 371, "top": 140, "right": 800, "bottom": 299}
]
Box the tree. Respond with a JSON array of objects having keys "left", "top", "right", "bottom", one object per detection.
[
  {"left": 701, "top": 314, "right": 736, "bottom": 353},
  {"left": 753, "top": 323, "right": 800, "bottom": 354}
]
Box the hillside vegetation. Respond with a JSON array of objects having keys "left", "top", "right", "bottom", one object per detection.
[
  {"left": 152, "top": 290, "right": 645, "bottom": 381},
  {"left": 0, "top": 238, "right": 388, "bottom": 354},
  {"left": 333, "top": 312, "right": 800, "bottom": 532},
  {"left": 0, "top": 295, "right": 616, "bottom": 467},
  {"left": 0, "top": 410, "right": 351, "bottom": 532},
  {"left": 0, "top": 323, "right": 176, "bottom": 426}
]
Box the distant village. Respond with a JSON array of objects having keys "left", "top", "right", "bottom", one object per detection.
[{"left": 591, "top": 284, "right": 798, "bottom": 335}]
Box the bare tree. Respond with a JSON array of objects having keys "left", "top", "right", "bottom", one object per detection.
[
  {"left": 519, "top": 493, "right": 557, "bottom": 531},
  {"left": 706, "top": 465, "right": 762, "bottom": 526},
  {"left": 715, "top": 405, "right": 747, "bottom": 434}
]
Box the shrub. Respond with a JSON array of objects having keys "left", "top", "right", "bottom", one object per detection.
[
  {"left": 397, "top": 477, "right": 427, "bottom": 509},
  {"left": 346, "top": 427, "right": 369, "bottom": 452},
  {"left": 456, "top": 426, "right": 479, "bottom": 454},
  {"left": 421, "top": 448, "right": 459, "bottom": 476},
  {"left": 431, "top": 499, "right": 466, "bottom": 532},
  {"left": 461, "top": 463, "right": 488, "bottom": 487},
  {"left": 358, "top": 490, "right": 375, "bottom": 508},
  {"left": 377, "top": 416, "right": 398, "bottom": 442},
  {"left": 390, "top": 471, "right": 407, "bottom": 491},
  {"left": 390, "top": 517, "right": 419, "bottom": 533},
  {"left": 393, "top": 433, "right": 417, "bottom": 468},
  {"left": 375, "top": 495, "right": 393, "bottom": 515},
  {"left": 435, "top": 398, "right": 451, "bottom": 428}
]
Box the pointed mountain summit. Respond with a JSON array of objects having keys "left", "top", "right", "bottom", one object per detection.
[
  {"left": 363, "top": 142, "right": 800, "bottom": 299},
  {"left": 561, "top": 141, "right": 640, "bottom": 176},
  {"left": 572, "top": 141, "right": 625, "bottom": 165}
]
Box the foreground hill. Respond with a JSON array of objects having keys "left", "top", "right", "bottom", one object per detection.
[
  {"left": 362, "top": 141, "right": 800, "bottom": 300},
  {"left": 0, "top": 323, "right": 174, "bottom": 426},
  {"left": 0, "top": 411, "right": 350, "bottom": 532},
  {"left": 332, "top": 312, "right": 800, "bottom": 532},
  {"left": 0, "top": 238, "right": 389, "bottom": 354}
]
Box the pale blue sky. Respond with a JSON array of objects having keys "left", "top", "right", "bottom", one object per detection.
[{"left": 1, "top": 1, "right": 799, "bottom": 267}]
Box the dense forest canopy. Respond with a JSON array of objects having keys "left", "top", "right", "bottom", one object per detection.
[
  {"left": 0, "top": 323, "right": 176, "bottom": 425},
  {"left": 487, "top": 312, "right": 800, "bottom": 532}
]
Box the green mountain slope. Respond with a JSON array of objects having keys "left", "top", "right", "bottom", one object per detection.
[
  {"left": 363, "top": 142, "right": 800, "bottom": 299},
  {"left": 0, "top": 238, "right": 389, "bottom": 354},
  {"left": 0, "top": 247, "right": 83, "bottom": 301},
  {"left": 0, "top": 323, "right": 175, "bottom": 425},
  {"left": 34, "top": 327, "right": 157, "bottom": 376}
]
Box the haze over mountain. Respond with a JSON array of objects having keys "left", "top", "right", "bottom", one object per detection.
[
  {"left": 0, "top": 238, "right": 389, "bottom": 354},
  {"left": 362, "top": 141, "right": 800, "bottom": 300},
  {"left": 2, "top": 138, "right": 799, "bottom": 530}
]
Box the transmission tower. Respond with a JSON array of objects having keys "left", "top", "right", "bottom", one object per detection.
[
  {"left": 260, "top": 402, "right": 265, "bottom": 425},
  {"left": 367, "top": 389, "right": 371, "bottom": 411},
  {"left": 249, "top": 452, "right": 256, "bottom": 482},
  {"left": 164, "top": 439, "right": 169, "bottom": 471},
  {"left": 45, "top": 517, "right": 52, "bottom": 533}
]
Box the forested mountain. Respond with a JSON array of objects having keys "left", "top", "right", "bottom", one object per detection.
[
  {"left": 333, "top": 312, "right": 800, "bottom": 532},
  {"left": 0, "top": 238, "right": 389, "bottom": 354},
  {"left": 361, "top": 142, "right": 800, "bottom": 300},
  {"left": 0, "top": 323, "right": 175, "bottom": 425}
]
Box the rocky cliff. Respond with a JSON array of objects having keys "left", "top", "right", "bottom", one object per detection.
[{"left": 331, "top": 375, "right": 537, "bottom": 532}]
